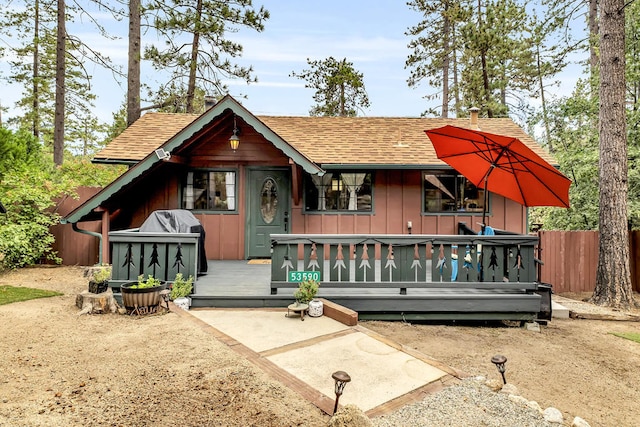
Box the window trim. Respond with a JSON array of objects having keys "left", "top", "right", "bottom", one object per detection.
[
  {"left": 181, "top": 168, "right": 239, "bottom": 214},
  {"left": 303, "top": 170, "right": 374, "bottom": 214}
]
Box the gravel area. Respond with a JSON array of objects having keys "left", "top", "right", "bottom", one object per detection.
[{"left": 372, "top": 378, "right": 555, "bottom": 427}]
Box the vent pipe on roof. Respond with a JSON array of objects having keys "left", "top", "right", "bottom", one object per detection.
[
  {"left": 204, "top": 95, "right": 216, "bottom": 111},
  {"left": 469, "top": 107, "right": 480, "bottom": 129}
]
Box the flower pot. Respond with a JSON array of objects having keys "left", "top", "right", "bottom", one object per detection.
[
  {"left": 120, "top": 282, "right": 168, "bottom": 313},
  {"left": 88, "top": 280, "right": 109, "bottom": 294},
  {"left": 308, "top": 299, "right": 323, "bottom": 317},
  {"left": 173, "top": 296, "right": 191, "bottom": 311}
]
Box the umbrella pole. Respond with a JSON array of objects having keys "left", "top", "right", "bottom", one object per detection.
[
  {"left": 481, "top": 170, "right": 491, "bottom": 235},
  {"left": 480, "top": 169, "right": 493, "bottom": 283}
]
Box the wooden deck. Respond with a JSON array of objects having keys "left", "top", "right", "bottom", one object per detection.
[
  {"left": 191, "top": 260, "right": 543, "bottom": 321},
  {"left": 107, "top": 229, "right": 547, "bottom": 321}
]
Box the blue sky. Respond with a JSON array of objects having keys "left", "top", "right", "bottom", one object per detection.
[
  {"left": 75, "top": 0, "right": 430, "bottom": 122},
  {"left": 227, "top": 1, "right": 425, "bottom": 116},
  {"left": 1, "top": 0, "right": 581, "bottom": 125}
]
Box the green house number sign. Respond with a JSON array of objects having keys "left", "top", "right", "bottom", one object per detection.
[{"left": 288, "top": 271, "right": 321, "bottom": 282}]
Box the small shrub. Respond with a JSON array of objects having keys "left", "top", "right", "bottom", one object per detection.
[
  {"left": 88, "top": 265, "right": 112, "bottom": 294},
  {"left": 0, "top": 166, "right": 68, "bottom": 270},
  {"left": 128, "top": 274, "right": 162, "bottom": 289},
  {"left": 293, "top": 279, "right": 319, "bottom": 304},
  {"left": 91, "top": 266, "right": 111, "bottom": 283},
  {"left": 170, "top": 273, "right": 194, "bottom": 299}
]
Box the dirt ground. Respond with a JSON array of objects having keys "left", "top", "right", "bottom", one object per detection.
[
  {"left": 2, "top": 266, "right": 640, "bottom": 426},
  {"left": 365, "top": 298, "right": 640, "bottom": 427}
]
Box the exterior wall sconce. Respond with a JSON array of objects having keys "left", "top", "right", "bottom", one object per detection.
[
  {"left": 491, "top": 354, "right": 508, "bottom": 384},
  {"left": 229, "top": 115, "right": 240, "bottom": 151},
  {"left": 331, "top": 370, "right": 351, "bottom": 415}
]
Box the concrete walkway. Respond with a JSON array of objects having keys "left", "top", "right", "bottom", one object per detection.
[{"left": 183, "top": 306, "right": 462, "bottom": 416}]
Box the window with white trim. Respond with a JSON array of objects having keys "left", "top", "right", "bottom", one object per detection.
[{"left": 182, "top": 170, "right": 236, "bottom": 211}]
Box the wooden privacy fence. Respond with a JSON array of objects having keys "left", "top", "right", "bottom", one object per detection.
[
  {"left": 50, "top": 187, "right": 102, "bottom": 266},
  {"left": 538, "top": 230, "right": 640, "bottom": 294}
]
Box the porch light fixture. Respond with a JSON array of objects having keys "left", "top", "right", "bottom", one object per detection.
[
  {"left": 229, "top": 114, "right": 240, "bottom": 151},
  {"left": 331, "top": 370, "right": 351, "bottom": 415},
  {"left": 491, "top": 354, "right": 508, "bottom": 384}
]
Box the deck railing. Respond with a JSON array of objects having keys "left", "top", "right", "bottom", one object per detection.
[
  {"left": 270, "top": 234, "right": 540, "bottom": 295},
  {"left": 109, "top": 228, "right": 200, "bottom": 289}
]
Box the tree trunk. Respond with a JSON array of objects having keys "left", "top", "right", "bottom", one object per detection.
[
  {"left": 185, "top": 0, "right": 203, "bottom": 114},
  {"left": 477, "top": 0, "right": 493, "bottom": 118},
  {"left": 33, "top": 0, "right": 40, "bottom": 139},
  {"left": 76, "top": 289, "right": 120, "bottom": 315},
  {"left": 536, "top": 44, "right": 552, "bottom": 152},
  {"left": 589, "top": 0, "right": 599, "bottom": 81},
  {"left": 53, "top": 0, "right": 65, "bottom": 166},
  {"left": 592, "top": 0, "right": 635, "bottom": 309},
  {"left": 441, "top": 6, "right": 450, "bottom": 118},
  {"left": 127, "top": 0, "right": 141, "bottom": 126},
  {"left": 452, "top": 27, "right": 461, "bottom": 117}
]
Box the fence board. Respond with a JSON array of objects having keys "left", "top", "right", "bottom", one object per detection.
[
  {"left": 51, "top": 187, "right": 102, "bottom": 266},
  {"left": 539, "top": 231, "right": 599, "bottom": 294}
]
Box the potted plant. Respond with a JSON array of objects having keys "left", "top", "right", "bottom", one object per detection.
[
  {"left": 120, "top": 274, "right": 168, "bottom": 314},
  {"left": 170, "top": 273, "right": 194, "bottom": 310},
  {"left": 293, "top": 278, "right": 319, "bottom": 305},
  {"left": 88, "top": 265, "right": 111, "bottom": 294}
]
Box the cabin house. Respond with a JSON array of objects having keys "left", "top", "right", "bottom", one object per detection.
[
  {"left": 64, "top": 95, "right": 554, "bottom": 263},
  {"left": 62, "top": 95, "right": 557, "bottom": 319}
]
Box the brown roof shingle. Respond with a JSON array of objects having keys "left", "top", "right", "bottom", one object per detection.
[{"left": 94, "top": 113, "right": 555, "bottom": 167}]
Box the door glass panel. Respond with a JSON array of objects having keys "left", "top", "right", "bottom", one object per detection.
[{"left": 260, "top": 177, "right": 278, "bottom": 224}]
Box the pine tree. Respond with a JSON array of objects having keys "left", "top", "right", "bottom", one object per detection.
[
  {"left": 290, "top": 57, "right": 370, "bottom": 117},
  {"left": 592, "top": 0, "right": 636, "bottom": 309},
  {"left": 144, "top": 0, "right": 269, "bottom": 113}
]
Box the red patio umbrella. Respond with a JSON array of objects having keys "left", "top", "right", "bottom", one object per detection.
[{"left": 425, "top": 125, "right": 571, "bottom": 233}]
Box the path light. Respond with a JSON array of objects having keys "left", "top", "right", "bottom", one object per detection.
[
  {"left": 331, "top": 370, "right": 351, "bottom": 415},
  {"left": 491, "top": 354, "right": 508, "bottom": 384}
]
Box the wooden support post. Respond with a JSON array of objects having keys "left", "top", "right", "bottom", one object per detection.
[{"left": 101, "top": 209, "right": 110, "bottom": 264}]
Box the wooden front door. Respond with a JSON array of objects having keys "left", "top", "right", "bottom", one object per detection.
[{"left": 246, "top": 168, "right": 290, "bottom": 258}]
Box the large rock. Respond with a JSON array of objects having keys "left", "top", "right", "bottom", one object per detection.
[
  {"left": 543, "top": 407, "right": 564, "bottom": 424},
  {"left": 572, "top": 416, "right": 591, "bottom": 427}
]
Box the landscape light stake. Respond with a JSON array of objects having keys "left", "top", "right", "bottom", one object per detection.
[
  {"left": 491, "top": 354, "right": 508, "bottom": 384},
  {"left": 331, "top": 370, "right": 351, "bottom": 415}
]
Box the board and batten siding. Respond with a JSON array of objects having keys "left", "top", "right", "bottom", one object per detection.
[{"left": 294, "top": 170, "right": 527, "bottom": 236}]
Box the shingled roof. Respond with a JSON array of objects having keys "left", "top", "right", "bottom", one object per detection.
[
  {"left": 94, "top": 111, "right": 555, "bottom": 167},
  {"left": 67, "top": 95, "right": 556, "bottom": 224}
]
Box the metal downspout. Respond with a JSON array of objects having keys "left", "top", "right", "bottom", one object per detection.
[{"left": 71, "top": 222, "right": 103, "bottom": 264}]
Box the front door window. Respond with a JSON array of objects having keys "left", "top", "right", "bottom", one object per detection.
[{"left": 260, "top": 177, "right": 278, "bottom": 224}]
